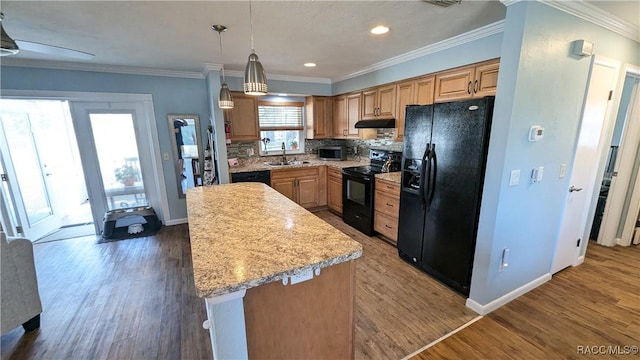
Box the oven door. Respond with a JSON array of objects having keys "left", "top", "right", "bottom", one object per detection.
[{"left": 342, "top": 171, "right": 373, "bottom": 215}]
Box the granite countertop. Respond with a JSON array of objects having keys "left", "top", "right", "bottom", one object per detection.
[
  {"left": 229, "top": 158, "right": 370, "bottom": 173},
  {"left": 186, "top": 183, "right": 363, "bottom": 298},
  {"left": 375, "top": 171, "right": 401, "bottom": 184}
]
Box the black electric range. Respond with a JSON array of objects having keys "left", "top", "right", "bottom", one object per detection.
[{"left": 342, "top": 149, "right": 401, "bottom": 236}]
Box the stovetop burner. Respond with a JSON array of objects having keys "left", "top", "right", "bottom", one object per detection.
[{"left": 342, "top": 165, "right": 379, "bottom": 176}]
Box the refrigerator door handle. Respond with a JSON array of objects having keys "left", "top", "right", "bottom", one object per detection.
[
  {"left": 428, "top": 144, "right": 437, "bottom": 208},
  {"left": 419, "top": 144, "right": 431, "bottom": 210}
]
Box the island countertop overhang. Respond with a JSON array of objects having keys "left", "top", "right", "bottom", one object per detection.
[{"left": 186, "top": 183, "right": 363, "bottom": 298}]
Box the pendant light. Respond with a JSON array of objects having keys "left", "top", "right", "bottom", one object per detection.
[
  {"left": 0, "top": 13, "right": 20, "bottom": 56},
  {"left": 212, "top": 25, "right": 234, "bottom": 109},
  {"left": 243, "top": 0, "right": 268, "bottom": 95}
]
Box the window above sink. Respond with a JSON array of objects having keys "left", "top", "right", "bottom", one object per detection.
[{"left": 258, "top": 101, "right": 305, "bottom": 156}]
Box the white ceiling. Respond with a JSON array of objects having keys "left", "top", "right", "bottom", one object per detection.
[{"left": 0, "top": 1, "right": 637, "bottom": 82}]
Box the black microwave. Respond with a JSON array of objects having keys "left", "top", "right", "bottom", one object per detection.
[{"left": 318, "top": 146, "right": 347, "bottom": 161}]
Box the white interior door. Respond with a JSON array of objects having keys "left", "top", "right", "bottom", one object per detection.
[
  {"left": 552, "top": 58, "right": 620, "bottom": 274},
  {"left": 0, "top": 111, "right": 62, "bottom": 239},
  {"left": 70, "top": 101, "right": 158, "bottom": 234},
  {"left": 598, "top": 76, "right": 640, "bottom": 246}
]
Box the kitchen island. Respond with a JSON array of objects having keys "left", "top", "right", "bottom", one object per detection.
[{"left": 186, "top": 183, "right": 363, "bottom": 360}]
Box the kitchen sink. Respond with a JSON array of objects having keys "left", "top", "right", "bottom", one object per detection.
[{"left": 264, "top": 160, "right": 310, "bottom": 166}]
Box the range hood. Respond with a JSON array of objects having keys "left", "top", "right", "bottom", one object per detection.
[{"left": 354, "top": 119, "right": 396, "bottom": 128}]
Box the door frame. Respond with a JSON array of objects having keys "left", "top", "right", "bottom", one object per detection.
[
  {"left": 597, "top": 66, "right": 640, "bottom": 247},
  {"left": 0, "top": 90, "right": 169, "bottom": 229},
  {"left": 575, "top": 62, "right": 640, "bottom": 261}
]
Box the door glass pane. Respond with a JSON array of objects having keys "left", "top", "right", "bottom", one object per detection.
[
  {"left": 89, "top": 113, "right": 147, "bottom": 210},
  {"left": 1, "top": 112, "right": 53, "bottom": 225},
  {"left": 347, "top": 179, "right": 365, "bottom": 206}
]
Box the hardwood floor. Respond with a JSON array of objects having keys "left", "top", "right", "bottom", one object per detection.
[
  {"left": 412, "top": 241, "right": 640, "bottom": 360},
  {"left": 1, "top": 211, "right": 475, "bottom": 360}
]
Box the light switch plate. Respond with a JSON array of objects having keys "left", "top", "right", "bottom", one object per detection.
[
  {"left": 559, "top": 163, "right": 567, "bottom": 178},
  {"left": 509, "top": 170, "right": 520, "bottom": 186}
]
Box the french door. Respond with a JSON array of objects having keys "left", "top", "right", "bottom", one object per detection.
[
  {"left": 70, "top": 102, "right": 156, "bottom": 233},
  {"left": 0, "top": 109, "right": 63, "bottom": 239}
]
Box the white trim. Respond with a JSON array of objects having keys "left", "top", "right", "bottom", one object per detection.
[
  {"left": 203, "top": 63, "right": 223, "bottom": 77},
  {"left": 502, "top": 0, "right": 640, "bottom": 42},
  {"left": 401, "top": 316, "right": 484, "bottom": 360},
  {"left": 1, "top": 90, "right": 153, "bottom": 102},
  {"left": 205, "top": 289, "right": 247, "bottom": 306},
  {"left": 224, "top": 70, "right": 331, "bottom": 84},
  {"left": 1, "top": 58, "right": 206, "bottom": 79},
  {"left": 465, "top": 273, "right": 551, "bottom": 315},
  {"left": 574, "top": 255, "right": 585, "bottom": 267},
  {"left": 142, "top": 98, "right": 170, "bottom": 224},
  {"left": 165, "top": 218, "right": 188, "bottom": 226},
  {"left": 332, "top": 20, "right": 505, "bottom": 83}
]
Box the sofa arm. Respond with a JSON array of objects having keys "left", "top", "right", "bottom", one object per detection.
[{"left": 1, "top": 235, "right": 43, "bottom": 335}]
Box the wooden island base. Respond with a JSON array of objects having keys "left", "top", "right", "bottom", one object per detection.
[{"left": 243, "top": 260, "right": 355, "bottom": 359}]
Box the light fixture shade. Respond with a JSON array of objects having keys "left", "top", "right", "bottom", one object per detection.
[
  {"left": 244, "top": 52, "right": 268, "bottom": 95},
  {"left": 218, "top": 82, "right": 234, "bottom": 109},
  {"left": 0, "top": 13, "right": 19, "bottom": 56}
]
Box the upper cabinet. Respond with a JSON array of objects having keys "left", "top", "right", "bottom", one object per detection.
[
  {"left": 227, "top": 92, "right": 260, "bottom": 141},
  {"left": 333, "top": 93, "right": 361, "bottom": 139},
  {"left": 434, "top": 59, "right": 500, "bottom": 103},
  {"left": 361, "top": 84, "right": 396, "bottom": 120},
  {"left": 395, "top": 75, "right": 435, "bottom": 141},
  {"left": 305, "top": 96, "right": 333, "bottom": 139}
]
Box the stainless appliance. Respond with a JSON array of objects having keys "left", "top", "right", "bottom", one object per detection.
[
  {"left": 318, "top": 146, "right": 347, "bottom": 161},
  {"left": 397, "top": 97, "right": 494, "bottom": 296},
  {"left": 342, "top": 149, "right": 401, "bottom": 236}
]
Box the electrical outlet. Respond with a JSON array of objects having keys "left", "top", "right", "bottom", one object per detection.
[
  {"left": 163, "top": 152, "right": 170, "bottom": 161},
  {"left": 500, "top": 248, "right": 510, "bottom": 272},
  {"left": 559, "top": 163, "right": 567, "bottom": 178}
]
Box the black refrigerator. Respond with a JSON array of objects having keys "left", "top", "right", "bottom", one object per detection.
[{"left": 397, "top": 97, "right": 494, "bottom": 296}]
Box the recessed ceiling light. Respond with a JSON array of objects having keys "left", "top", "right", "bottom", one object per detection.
[
  {"left": 304, "top": 63, "right": 317, "bottom": 67},
  {"left": 370, "top": 25, "right": 389, "bottom": 35},
  {"left": 278, "top": 93, "right": 288, "bottom": 97}
]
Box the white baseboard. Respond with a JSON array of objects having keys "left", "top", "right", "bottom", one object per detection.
[
  {"left": 466, "top": 273, "right": 552, "bottom": 315},
  {"left": 574, "top": 255, "right": 585, "bottom": 266},
  {"left": 164, "top": 218, "right": 188, "bottom": 226}
]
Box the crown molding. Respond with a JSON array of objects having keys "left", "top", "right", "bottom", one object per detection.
[
  {"left": 501, "top": 0, "right": 640, "bottom": 42},
  {"left": 203, "top": 62, "right": 223, "bottom": 77},
  {"left": 332, "top": 20, "right": 505, "bottom": 83},
  {"left": 224, "top": 70, "right": 331, "bottom": 84},
  {"left": 0, "top": 58, "right": 206, "bottom": 79}
]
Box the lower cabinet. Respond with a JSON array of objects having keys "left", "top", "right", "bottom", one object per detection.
[
  {"left": 271, "top": 167, "right": 326, "bottom": 208},
  {"left": 374, "top": 178, "right": 401, "bottom": 244},
  {"left": 327, "top": 167, "right": 343, "bottom": 215}
]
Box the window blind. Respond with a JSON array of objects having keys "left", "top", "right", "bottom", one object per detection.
[{"left": 258, "top": 102, "right": 304, "bottom": 131}]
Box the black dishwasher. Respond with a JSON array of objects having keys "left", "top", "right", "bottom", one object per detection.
[{"left": 231, "top": 170, "right": 271, "bottom": 186}]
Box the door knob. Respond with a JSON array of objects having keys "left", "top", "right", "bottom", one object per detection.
[{"left": 569, "top": 186, "right": 583, "bottom": 192}]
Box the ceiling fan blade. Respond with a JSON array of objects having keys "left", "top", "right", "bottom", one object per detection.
[{"left": 15, "top": 40, "right": 94, "bottom": 60}]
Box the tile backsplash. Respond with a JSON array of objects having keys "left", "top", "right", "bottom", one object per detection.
[{"left": 226, "top": 129, "right": 403, "bottom": 162}]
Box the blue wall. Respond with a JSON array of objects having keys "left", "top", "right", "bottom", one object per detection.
[{"left": 469, "top": 1, "right": 640, "bottom": 307}]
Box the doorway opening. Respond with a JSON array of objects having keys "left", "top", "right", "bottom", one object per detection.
[
  {"left": 0, "top": 99, "right": 94, "bottom": 241},
  {"left": 590, "top": 73, "right": 640, "bottom": 246}
]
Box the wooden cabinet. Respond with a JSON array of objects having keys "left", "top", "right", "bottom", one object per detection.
[
  {"left": 434, "top": 59, "right": 499, "bottom": 102},
  {"left": 374, "top": 178, "right": 401, "bottom": 244},
  {"left": 305, "top": 96, "right": 333, "bottom": 139},
  {"left": 332, "top": 95, "right": 346, "bottom": 138},
  {"left": 331, "top": 94, "right": 360, "bottom": 139},
  {"left": 327, "top": 167, "right": 343, "bottom": 215},
  {"left": 395, "top": 75, "right": 435, "bottom": 141},
  {"left": 361, "top": 84, "right": 396, "bottom": 120},
  {"left": 226, "top": 92, "right": 260, "bottom": 141},
  {"left": 271, "top": 167, "right": 326, "bottom": 208}
]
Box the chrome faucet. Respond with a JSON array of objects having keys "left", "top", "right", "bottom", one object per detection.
[{"left": 281, "top": 142, "right": 287, "bottom": 164}]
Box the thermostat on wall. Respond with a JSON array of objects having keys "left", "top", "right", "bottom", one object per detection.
[{"left": 529, "top": 126, "right": 544, "bottom": 142}]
